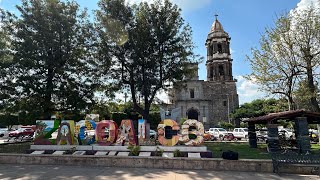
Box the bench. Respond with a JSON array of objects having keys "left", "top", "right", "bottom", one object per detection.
[{"left": 272, "top": 151, "right": 320, "bottom": 176}]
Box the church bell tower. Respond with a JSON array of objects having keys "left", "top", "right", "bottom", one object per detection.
[{"left": 205, "top": 15, "right": 234, "bottom": 82}]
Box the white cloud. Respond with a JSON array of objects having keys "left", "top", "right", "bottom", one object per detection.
[
  {"left": 236, "top": 75, "right": 266, "bottom": 105},
  {"left": 126, "top": 0, "right": 211, "bottom": 12}
]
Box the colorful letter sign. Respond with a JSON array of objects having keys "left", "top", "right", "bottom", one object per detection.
[
  {"left": 115, "top": 120, "right": 137, "bottom": 146},
  {"left": 75, "top": 120, "right": 96, "bottom": 145},
  {"left": 34, "top": 120, "right": 60, "bottom": 145},
  {"left": 95, "top": 120, "right": 118, "bottom": 145},
  {"left": 56, "top": 121, "right": 75, "bottom": 145},
  {"left": 33, "top": 117, "right": 206, "bottom": 147},
  {"left": 157, "top": 119, "right": 180, "bottom": 146},
  {"left": 180, "top": 119, "right": 204, "bottom": 146}
]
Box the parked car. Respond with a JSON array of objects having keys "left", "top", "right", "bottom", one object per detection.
[
  {"left": 206, "top": 128, "right": 228, "bottom": 140},
  {"left": 8, "top": 128, "right": 34, "bottom": 138},
  {"left": 278, "top": 128, "right": 294, "bottom": 139},
  {"left": 232, "top": 128, "right": 248, "bottom": 140},
  {"left": 0, "top": 128, "right": 8, "bottom": 137}
]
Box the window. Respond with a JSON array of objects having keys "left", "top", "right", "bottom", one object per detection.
[
  {"left": 190, "top": 89, "right": 195, "bottom": 98},
  {"left": 219, "top": 65, "right": 224, "bottom": 75},
  {"left": 223, "top": 101, "right": 227, "bottom": 106},
  {"left": 217, "top": 43, "right": 222, "bottom": 53},
  {"left": 219, "top": 65, "right": 224, "bottom": 76}
]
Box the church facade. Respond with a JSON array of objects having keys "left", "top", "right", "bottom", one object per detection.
[{"left": 170, "top": 16, "right": 239, "bottom": 129}]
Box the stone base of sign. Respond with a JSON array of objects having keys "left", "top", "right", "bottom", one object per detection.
[
  {"left": 95, "top": 151, "right": 108, "bottom": 156},
  {"left": 188, "top": 153, "right": 201, "bottom": 158},
  {"left": 31, "top": 151, "right": 44, "bottom": 155},
  {"left": 107, "top": 151, "right": 117, "bottom": 156},
  {"left": 139, "top": 152, "right": 151, "bottom": 157},
  {"left": 72, "top": 151, "right": 86, "bottom": 155},
  {"left": 117, "top": 152, "right": 130, "bottom": 156},
  {"left": 162, "top": 152, "right": 174, "bottom": 158},
  {"left": 52, "top": 151, "right": 65, "bottom": 155},
  {"left": 1, "top": 154, "right": 317, "bottom": 175},
  {"left": 31, "top": 145, "right": 207, "bottom": 152}
]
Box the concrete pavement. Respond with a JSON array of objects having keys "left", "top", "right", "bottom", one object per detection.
[{"left": 0, "top": 164, "right": 318, "bottom": 180}]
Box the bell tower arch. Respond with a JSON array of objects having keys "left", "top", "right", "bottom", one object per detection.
[{"left": 205, "top": 14, "right": 233, "bottom": 82}]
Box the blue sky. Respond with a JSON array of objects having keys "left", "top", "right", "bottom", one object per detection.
[{"left": 0, "top": 0, "right": 315, "bottom": 104}]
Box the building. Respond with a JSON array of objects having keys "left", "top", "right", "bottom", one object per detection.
[{"left": 169, "top": 15, "right": 239, "bottom": 129}]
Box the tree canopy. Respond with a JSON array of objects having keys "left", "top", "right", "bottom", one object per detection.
[
  {"left": 230, "top": 98, "right": 288, "bottom": 120},
  {"left": 0, "top": 0, "right": 111, "bottom": 120},
  {"left": 96, "top": 0, "right": 201, "bottom": 120},
  {"left": 247, "top": 5, "right": 320, "bottom": 111}
]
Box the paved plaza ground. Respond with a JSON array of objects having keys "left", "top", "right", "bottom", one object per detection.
[{"left": 0, "top": 164, "right": 318, "bottom": 180}]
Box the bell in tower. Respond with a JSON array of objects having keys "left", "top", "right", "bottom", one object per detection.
[{"left": 205, "top": 14, "right": 233, "bottom": 82}]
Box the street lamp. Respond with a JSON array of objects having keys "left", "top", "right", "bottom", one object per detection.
[{"left": 227, "top": 94, "right": 230, "bottom": 123}]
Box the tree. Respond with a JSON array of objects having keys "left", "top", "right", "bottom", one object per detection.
[
  {"left": 247, "top": 5, "right": 320, "bottom": 111},
  {"left": 0, "top": 0, "right": 110, "bottom": 118},
  {"left": 294, "top": 79, "right": 320, "bottom": 110},
  {"left": 247, "top": 15, "right": 302, "bottom": 110},
  {"left": 0, "top": 10, "right": 14, "bottom": 111},
  {"left": 96, "top": 0, "right": 200, "bottom": 120},
  {"left": 290, "top": 7, "right": 320, "bottom": 112},
  {"left": 230, "top": 98, "right": 288, "bottom": 120}
]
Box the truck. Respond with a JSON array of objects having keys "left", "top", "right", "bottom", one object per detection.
[
  {"left": 232, "top": 128, "right": 248, "bottom": 140},
  {"left": 206, "top": 128, "right": 228, "bottom": 140}
]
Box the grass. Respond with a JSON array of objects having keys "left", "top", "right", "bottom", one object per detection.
[
  {"left": 311, "top": 144, "right": 320, "bottom": 152},
  {"left": 205, "top": 142, "right": 320, "bottom": 159},
  {"left": 0, "top": 142, "right": 31, "bottom": 154},
  {"left": 205, "top": 142, "right": 271, "bottom": 159}
]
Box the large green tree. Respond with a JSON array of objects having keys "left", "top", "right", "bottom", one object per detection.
[
  {"left": 0, "top": 0, "right": 109, "bottom": 119},
  {"left": 247, "top": 5, "right": 320, "bottom": 111},
  {"left": 0, "top": 11, "right": 14, "bottom": 111},
  {"left": 230, "top": 98, "right": 288, "bottom": 120},
  {"left": 96, "top": 0, "right": 200, "bottom": 120}
]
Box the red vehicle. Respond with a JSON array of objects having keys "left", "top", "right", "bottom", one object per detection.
[{"left": 8, "top": 128, "right": 34, "bottom": 138}]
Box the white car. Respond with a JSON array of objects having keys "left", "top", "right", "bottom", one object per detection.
[
  {"left": 232, "top": 128, "right": 248, "bottom": 140},
  {"left": 206, "top": 128, "right": 228, "bottom": 139},
  {"left": 0, "top": 128, "right": 9, "bottom": 137},
  {"left": 278, "top": 128, "right": 294, "bottom": 139}
]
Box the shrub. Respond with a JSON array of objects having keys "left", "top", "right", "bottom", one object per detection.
[{"left": 127, "top": 145, "right": 141, "bottom": 156}]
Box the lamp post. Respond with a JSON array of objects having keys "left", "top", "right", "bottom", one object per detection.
[{"left": 227, "top": 94, "right": 230, "bottom": 123}]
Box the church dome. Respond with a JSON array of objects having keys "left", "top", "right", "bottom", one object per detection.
[{"left": 210, "top": 19, "right": 224, "bottom": 32}]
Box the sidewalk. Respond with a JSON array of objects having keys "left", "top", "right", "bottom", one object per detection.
[{"left": 0, "top": 164, "right": 317, "bottom": 180}]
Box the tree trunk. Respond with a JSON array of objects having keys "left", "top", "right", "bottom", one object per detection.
[
  {"left": 44, "top": 67, "right": 54, "bottom": 119},
  {"left": 306, "top": 58, "right": 320, "bottom": 112}
]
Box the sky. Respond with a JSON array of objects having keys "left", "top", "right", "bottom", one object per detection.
[{"left": 0, "top": 0, "right": 317, "bottom": 105}]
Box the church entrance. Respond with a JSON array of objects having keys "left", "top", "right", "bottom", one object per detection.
[{"left": 187, "top": 108, "right": 198, "bottom": 120}]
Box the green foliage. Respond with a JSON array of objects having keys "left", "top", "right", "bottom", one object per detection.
[
  {"left": 154, "top": 146, "right": 164, "bottom": 156},
  {"left": 96, "top": 0, "right": 202, "bottom": 122},
  {"left": 148, "top": 111, "right": 161, "bottom": 130},
  {"left": 173, "top": 149, "right": 183, "bottom": 157},
  {"left": 111, "top": 112, "right": 128, "bottom": 125},
  {"left": 240, "top": 122, "right": 248, "bottom": 128},
  {"left": 217, "top": 121, "right": 234, "bottom": 130},
  {"left": 294, "top": 79, "right": 320, "bottom": 111},
  {"left": 0, "top": 0, "right": 111, "bottom": 119},
  {"left": 0, "top": 114, "right": 19, "bottom": 129},
  {"left": 230, "top": 98, "right": 288, "bottom": 120},
  {"left": 179, "top": 118, "right": 187, "bottom": 126},
  {"left": 247, "top": 6, "right": 320, "bottom": 111},
  {"left": 127, "top": 145, "right": 141, "bottom": 156}
]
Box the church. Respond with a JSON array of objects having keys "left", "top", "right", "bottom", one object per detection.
[{"left": 169, "top": 16, "right": 239, "bottom": 129}]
